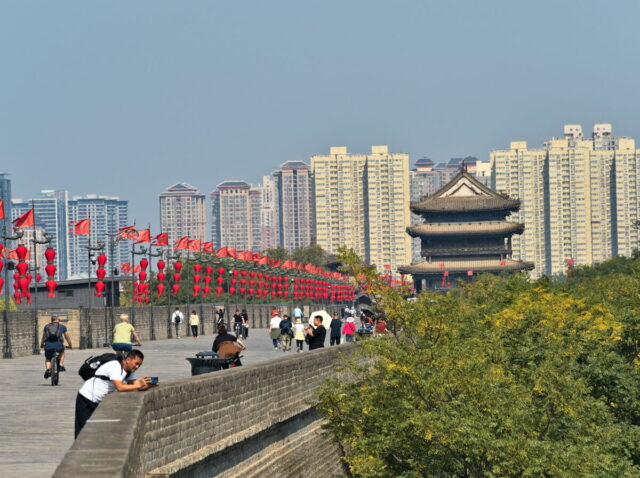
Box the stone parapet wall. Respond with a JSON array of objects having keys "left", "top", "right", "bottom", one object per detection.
[
  {"left": 54, "top": 344, "right": 351, "bottom": 478},
  {"left": 1, "top": 303, "right": 344, "bottom": 358}
]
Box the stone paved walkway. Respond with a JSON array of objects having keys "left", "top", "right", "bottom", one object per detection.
[{"left": 0, "top": 328, "right": 293, "bottom": 478}]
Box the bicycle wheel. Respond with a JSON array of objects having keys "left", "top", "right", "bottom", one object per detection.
[{"left": 51, "top": 355, "right": 59, "bottom": 386}]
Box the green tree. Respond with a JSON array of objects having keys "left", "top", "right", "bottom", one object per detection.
[
  {"left": 291, "top": 244, "right": 326, "bottom": 266},
  {"left": 263, "top": 247, "right": 290, "bottom": 262},
  {"left": 317, "top": 254, "right": 640, "bottom": 477}
]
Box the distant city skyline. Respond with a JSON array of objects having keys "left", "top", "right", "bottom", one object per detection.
[{"left": 4, "top": 1, "right": 640, "bottom": 230}]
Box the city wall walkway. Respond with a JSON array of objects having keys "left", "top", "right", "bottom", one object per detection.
[{"left": 0, "top": 328, "right": 282, "bottom": 478}]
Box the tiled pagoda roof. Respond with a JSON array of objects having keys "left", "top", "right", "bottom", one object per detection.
[
  {"left": 398, "top": 258, "right": 534, "bottom": 275},
  {"left": 407, "top": 221, "right": 524, "bottom": 237}
]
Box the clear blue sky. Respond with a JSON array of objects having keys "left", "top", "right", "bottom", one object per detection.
[{"left": 2, "top": 0, "right": 639, "bottom": 231}]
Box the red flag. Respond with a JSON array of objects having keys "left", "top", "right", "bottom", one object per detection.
[
  {"left": 0, "top": 200, "right": 4, "bottom": 220},
  {"left": 72, "top": 219, "right": 90, "bottom": 235},
  {"left": 188, "top": 239, "right": 201, "bottom": 251},
  {"left": 120, "top": 262, "right": 132, "bottom": 273},
  {"left": 258, "top": 256, "right": 268, "bottom": 265},
  {"left": 153, "top": 233, "right": 169, "bottom": 246},
  {"left": 135, "top": 229, "right": 150, "bottom": 244},
  {"left": 174, "top": 236, "right": 189, "bottom": 250},
  {"left": 202, "top": 242, "right": 213, "bottom": 253},
  {"left": 227, "top": 248, "right": 237, "bottom": 258},
  {"left": 117, "top": 226, "right": 137, "bottom": 240},
  {"left": 215, "top": 247, "right": 228, "bottom": 257},
  {"left": 13, "top": 209, "right": 34, "bottom": 228}
]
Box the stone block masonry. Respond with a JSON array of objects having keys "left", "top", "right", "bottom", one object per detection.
[
  {"left": 1, "top": 302, "right": 344, "bottom": 358},
  {"left": 54, "top": 344, "right": 353, "bottom": 478}
]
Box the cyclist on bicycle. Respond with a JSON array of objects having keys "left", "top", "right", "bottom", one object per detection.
[
  {"left": 233, "top": 309, "right": 244, "bottom": 339},
  {"left": 112, "top": 313, "right": 141, "bottom": 357},
  {"left": 40, "top": 315, "right": 72, "bottom": 379}
]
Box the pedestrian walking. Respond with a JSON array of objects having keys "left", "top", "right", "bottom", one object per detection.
[
  {"left": 343, "top": 316, "right": 357, "bottom": 342},
  {"left": 171, "top": 307, "right": 184, "bottom": 338},
  {"left": 279, "top": 315, "right": 293, "bottom": 352},
  {"left": 215, "top": 307, "right": 225, "bottom": 328},
  {"left": 293, "top": 318, "right": 305, "bottom": 352},
  {"left": 241, "top": 309, "right": 250, "bottom": 338},
  {"left": 269, "top": 310, "right": 282, "bottom": 350},
  {"left": 329, "top": 313, "right": 342, "bottom": 346},
  {"left": 189, "top": 310, "right": 200, "bottom": 339}
]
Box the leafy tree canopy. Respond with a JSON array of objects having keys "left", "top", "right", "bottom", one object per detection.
[{"left": 317, "top": 253, "right": 640, "bottom": 477}]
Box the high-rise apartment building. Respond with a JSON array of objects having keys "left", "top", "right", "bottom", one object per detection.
[
  {"left": 67, "top": 195, "right": 129, "bottom": 278},
  {"left": 159, "top": 183, "right": 206, "bottom": 246},
  {"left": 0, "top": 173, "right": 11, "bottom": 235},
  {"left": 491, "top": 123, "right": 640, "bottom": 277},
  {"left": 273, "top": 161, "right": 314, "bottom": 251},
  {"left": 257, "top": 175, "right": 279, "bottom": 251},
  {"left": 12, "top": 190, "right": 70, "bottom": 280},
  {"left": 211, "top": 181, "right": 261, "bottom": 251},
  {"left": 311, "top": 145, "right": 411, "bottom": 275},
  {"left": 409, "top": 157, "right": 491, "bottom": 262}
]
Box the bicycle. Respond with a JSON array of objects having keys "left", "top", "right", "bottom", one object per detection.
[
  {"left": 50, "top": 350, "right": 61, "bottom": 386},
  {"left": 233, "top": 321, "right": 244, "bottom": 340}
]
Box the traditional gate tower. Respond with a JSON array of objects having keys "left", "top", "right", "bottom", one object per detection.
[{"left": 399, "top": 167, "right": 534, "bottom": 292}]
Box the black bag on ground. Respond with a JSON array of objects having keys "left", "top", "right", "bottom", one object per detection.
[{"left": 78, "top": 353, "right": 121, "bottom": 381}]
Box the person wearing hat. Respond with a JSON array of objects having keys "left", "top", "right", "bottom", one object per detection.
[
  {"left": 112, "top": 314, "right": 141, "bottom": 356},
  {"left": 342, "top": 316, "right": 357, "bottom": 342},
  {"left": 269, "top": 310, "right": 282, "bottom": 350}
]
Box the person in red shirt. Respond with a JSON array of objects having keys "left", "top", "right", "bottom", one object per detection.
[{"left": 375, "top": 319, "right": 388, "bottom": 335}]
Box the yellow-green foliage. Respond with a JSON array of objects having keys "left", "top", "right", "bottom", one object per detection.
[{"left": 317, "top": 254, "right": 640, "bottom": 477}]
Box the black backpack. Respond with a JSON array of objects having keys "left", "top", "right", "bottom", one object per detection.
[
  {"left": 280, "top": 320, "right": 292, "bottom": 335},
  {"left": 78, "top": 353, "right": 126, "bottom": 381},
  {"left": 45, "top": 323, "right": 63, "bottom": 342}
]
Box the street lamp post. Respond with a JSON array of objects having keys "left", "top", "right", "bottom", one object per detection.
[
  {"left": 147, "top": 245, "right": 162, "bottom": 340},
  {"left": 131, "top": 244, "right": 148, "bottom": 327},
  {"left": 166, "top": 250, "right": 182, "bottom": 338},
  {"left": 1, "top": 226, "right": 23, "bottom": 358},
  {"left": 84, "top": 239, "right": 105, "bottom": 349},
  {"left": 29, "top": 230, "right": 52, "bottom": 354}
]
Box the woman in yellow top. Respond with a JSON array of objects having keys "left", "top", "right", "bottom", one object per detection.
[
  {"left": 112, "top": 314, "right": 141, "bottom": 355},
  {"left": 189, "top": 310, "right": 200, "bottom": 339}
]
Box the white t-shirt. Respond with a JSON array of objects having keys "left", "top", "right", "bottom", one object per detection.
[
  {"left": 270, "top": 316, "right": 282, "bottom": 329},
  {"left": 172, "top": 311, "right": 184, "bottom": 323},
  {"left": 79, "top": 360, "right": 138, "bottom": 403},
  {"left": 293, "top": 323, "right": 305, "bottom": 340}
]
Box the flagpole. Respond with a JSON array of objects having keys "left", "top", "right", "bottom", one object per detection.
[{"left": 2, "top": 212, "right": 24, "bottom": 358}]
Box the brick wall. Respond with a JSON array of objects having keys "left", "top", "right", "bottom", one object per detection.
[
  {"left": 54, "top": 344, "right": 353, "bottom": 478},
  {"left": 1, "top": 303, "right": 344, "bottom": 358}
]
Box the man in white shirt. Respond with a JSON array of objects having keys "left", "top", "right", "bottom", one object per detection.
[
  {"left": 171, "top": 307, "right": 184, "bottom": 338},
  {"left": 269, "top": 312, "right": 282, "bottom": 350},
  {"left": 75, "top": 349, "right": 153, "bottom": 438}
]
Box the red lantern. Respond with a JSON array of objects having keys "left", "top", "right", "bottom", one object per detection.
[
  {"left": 0, "top": 277, "right": 3, "bottom": 293},
  {"left": 230, "top": 278, "right": 237, "bottom": 286},
  {"left": 205, "top": 265, "right": 213, "bottom": 275},
  {"left": 229, "top": 287, "right": 236, "bottom": 295},
  {"left": 45, "top": 264, "right": 56, "bottom": 277},
  {"left": 217, "top": 267, "right": 225, "bottom": 276},
  {"left": 156, "top": 283, "right": 165, "bottom": 297},
  {"left": 0, "top": 260, "right": 3, "bottom": 274},
  {"left": 35, "top": 273, "right": 42, "bottom": 283},
  {"left": 240, "top": 270, "right": 247, "bottom": 277},
  {"left": 192, "top": 284, "right": 201, "bottom": 296},
  {"left": 193, "top": 274, "right": 201, "bottom": 283},
  {"left": 13, "top": 292, "right": 21, "bottom": 304},
  {"left": 240, "top": 278, "right": 247, "bottom": 286},
  {"left": 18, "top": 277, "right": 29, "bottom": 292},
  {"left": 249, "top": 271, "right": 256, "bottom": 278},
  {"left": 94, "top": 281, "right": 106, "bottom": 296},
  {"left": 215, "top": 286, "right": 223, "bottom": 297},
  {"left": 173, "top": 273, "right": 181, "bottom": 283},
  {"left": 232, "top": 270, "right": 239, "bottom": 277},
  {"left": 194, "top": 264, "right": 202, "bottom": 273},
  {"left": 97, "top": 254, "right": 108, "bottom": 267},
  {"left": 239, "top": 287, "right": 246, "bottom": 295},
  {"left": 16, "top": 262, "right": 28, "bottom": 275},
  {"left": 15, "top": 244, "right": 28, "bottom": 260},
  {"left": 202, "top": 285, "right": 210, "bottom": 297},
  {"left": 157, "top": 272, "right": 166, "bottom": 282},
  {"left": 216, "top": 276, "right": 224, "bottom": 285},
  {"left": 171, "top": 284, "right": 180, "bottom": 295},
  {"left": 44, "top": 248, "right": 56, "bottom": 262},
  {"left": 157, "top": 260, "right": 166, "bottom": 271},
  {"left": 138, "top": 271, "right": 147, "bottom": 282},
  {"left": 174, "top": 262, "right": 183, "bottom": 273},
  {"left": 45, "top": 279, "right": 56, "bottom": 297},
  {"left": 204, "top": 276, "right": 212, "bottom": 285},
  {"left": 96, "top": 268, "right": 107, "bottom": 280},
  {"left": 257, "top": 272, "right": 263, "bottom": 279},
  {"left": 139, "top": 258, "right": 148, "bottom": 270}
]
